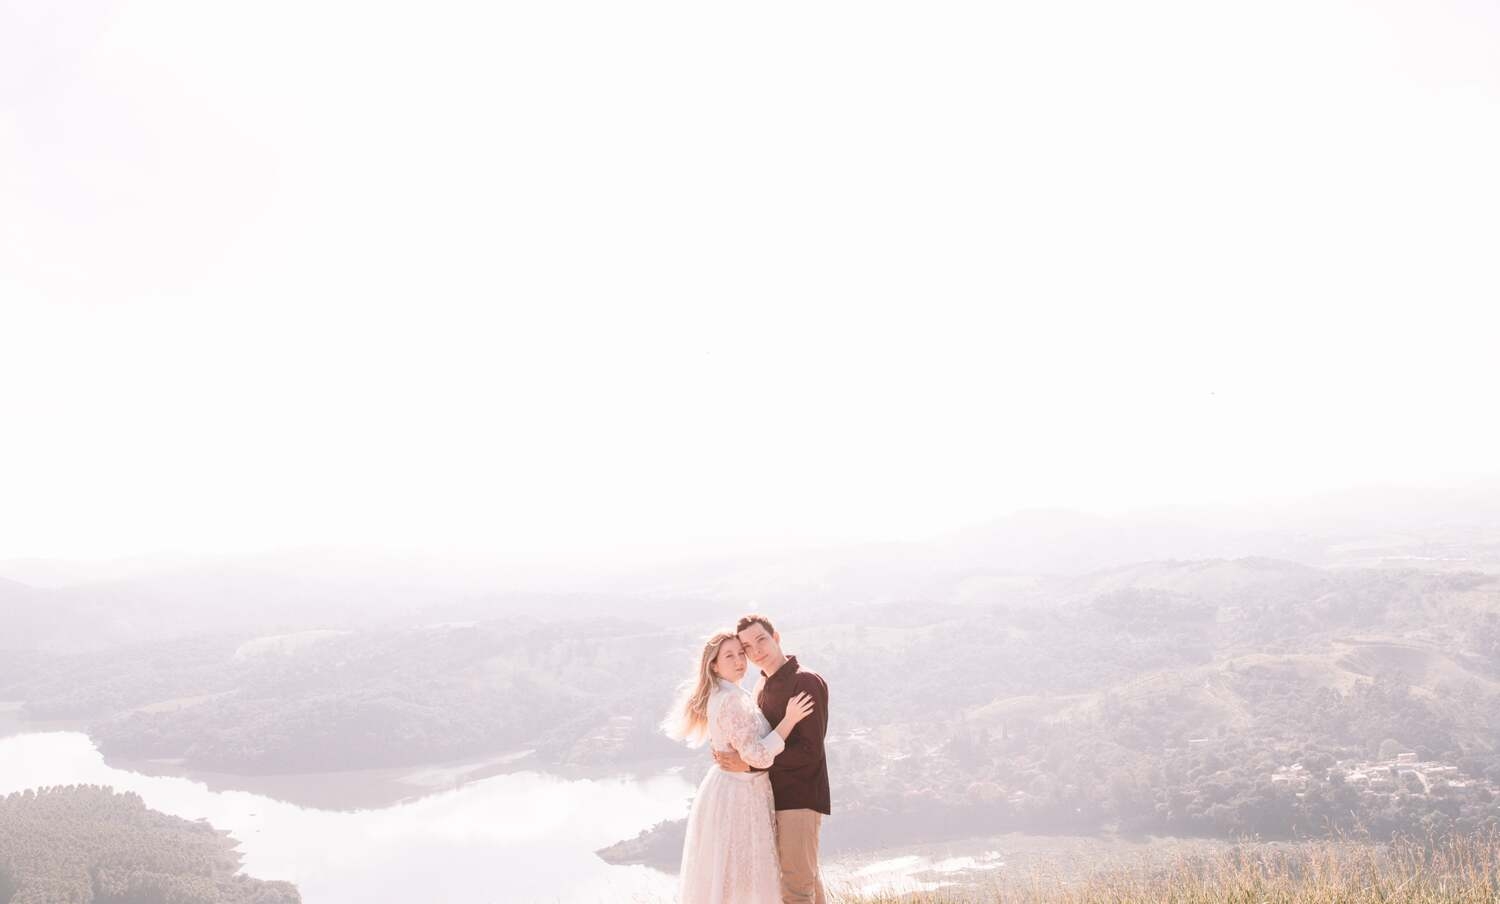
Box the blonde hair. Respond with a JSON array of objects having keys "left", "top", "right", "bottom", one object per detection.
[{"left": 661, "top": 630, "right": 738, "bottom": 747}]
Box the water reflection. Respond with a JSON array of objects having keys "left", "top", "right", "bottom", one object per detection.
[{"left": 0, "top": 732, "right": 693, "bottom": 904}]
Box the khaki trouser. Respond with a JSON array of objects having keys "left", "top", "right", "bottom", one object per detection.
[{"left": 775, "top": 808, "right": 826, "bottom": 904}]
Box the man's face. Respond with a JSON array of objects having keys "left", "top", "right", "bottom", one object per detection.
[{"left": 737, "top": 622, "right": 781, "bottom": 669}]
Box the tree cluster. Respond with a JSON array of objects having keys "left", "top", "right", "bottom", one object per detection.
[{"left": 0, "top": 785, "right": 300, "bottom": 903}]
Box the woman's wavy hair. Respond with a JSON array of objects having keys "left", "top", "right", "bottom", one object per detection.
[{"left": 661, "top": 630, "right": 738, "bottom": 747}]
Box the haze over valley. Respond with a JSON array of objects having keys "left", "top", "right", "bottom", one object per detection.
[{"left": 6, "top": 486, "right": 1500, "bottom": 899}]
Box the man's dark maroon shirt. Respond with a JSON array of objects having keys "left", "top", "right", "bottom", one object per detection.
[{"left": 753, "top": 655, "right": 830, "bottom": 815}]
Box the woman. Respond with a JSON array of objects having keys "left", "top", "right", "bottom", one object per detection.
[{"left": 663, "top": 630, "right": 816, "bottom": 904}]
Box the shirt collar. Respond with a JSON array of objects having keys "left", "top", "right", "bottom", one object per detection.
[{"left": 761, "top": 654, "right": 799, "bottom": 682}]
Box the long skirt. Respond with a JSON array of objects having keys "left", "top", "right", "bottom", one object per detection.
[{"left": 678, "top": 766, "right": 781, "bottom": 904}]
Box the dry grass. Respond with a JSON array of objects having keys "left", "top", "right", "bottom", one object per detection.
[{"left": 831, "top": 833, "right": 1500, "bottom": 904}]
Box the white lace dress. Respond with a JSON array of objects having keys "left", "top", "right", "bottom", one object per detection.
[{"left": 678, "top": 679, "right": 784, "bottom": 904}]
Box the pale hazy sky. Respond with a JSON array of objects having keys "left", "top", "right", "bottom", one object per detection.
[{"left": 2, "top": 0, "right": 1498, "bottom": 565}]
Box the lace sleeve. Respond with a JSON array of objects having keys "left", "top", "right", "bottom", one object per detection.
[{"left": 714, "top": 691, "right": 785, "bottom": 769}]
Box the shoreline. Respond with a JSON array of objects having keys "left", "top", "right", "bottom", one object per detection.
[{"left": 2, "top": 719, "right": 690, "bottom": 811}]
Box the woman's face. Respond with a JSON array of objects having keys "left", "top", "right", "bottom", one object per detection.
[{"left": 712, "top": 637, "right": 748, "bottom": 684}]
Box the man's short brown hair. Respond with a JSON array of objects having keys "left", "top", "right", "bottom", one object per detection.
[{"left": 736, "top": 613, "right": 776, "bottom": 637}]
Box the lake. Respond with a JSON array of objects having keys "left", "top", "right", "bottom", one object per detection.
[
  {"left": 0, "top": 730, "right": 695, "bottom": 904},
  {"left": 0, "top": 728, "right": 1109, "bottom": 902}
]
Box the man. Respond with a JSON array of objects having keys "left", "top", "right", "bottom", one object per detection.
[{"left": 713, "top": 613, "right": 830, "bottom": 904}]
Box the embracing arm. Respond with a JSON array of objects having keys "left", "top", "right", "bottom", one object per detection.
[
  {"left": 713, "top": 691, "right": 817, "bottom": 772},
  {"left": 716, "top": 692, "right": 785, "bottom": 770}
]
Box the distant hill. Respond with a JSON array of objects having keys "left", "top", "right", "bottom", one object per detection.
[
  {"left": 0, "top": 564, "right": 483, "bottom": 654},
  {"left": 1, "top": 617, "right": 692, "bottom": 774},
  {"left": 9, "top": 555, "right": 1500, "bottom": 862},
  {"left": 4, "top": 482, "right": 1500, "bottom": 651},
  {"left": 0, "top": 577, "right": 96, "bottom": 655}
]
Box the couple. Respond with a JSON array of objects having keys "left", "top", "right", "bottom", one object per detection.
[{"left": 663, "top": 614, "right": 831, "bottom": 904}]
